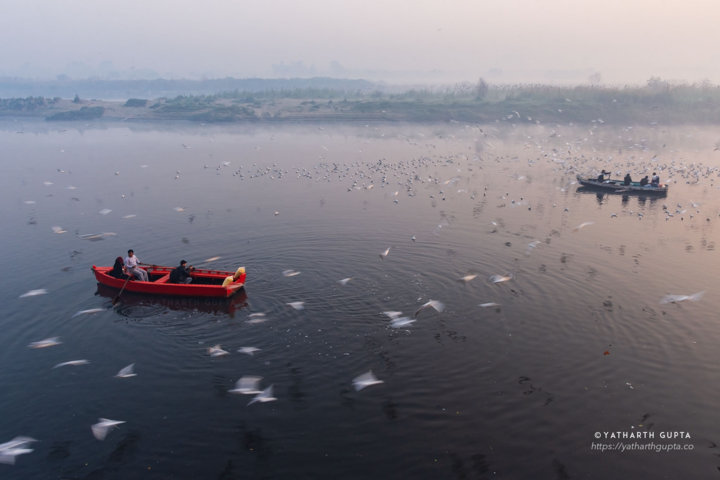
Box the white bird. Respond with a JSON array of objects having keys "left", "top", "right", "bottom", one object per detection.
[
  {"left": 479, "top": 302, "right": 501, "bottom": 308},
  {"left": 237, "top": 347, "right": 260, "bottom": 356},
  {"left": 91, "top": 418, "right": 125, "bottom": 440},
  {"left": 0, "top": 436, "right": 37, "bottom": 465},
  {"left": 414, "top": 300, "right": 445, "bottom": 318},
  {"left": 53, "top": 359, "right": 90, "bottom": 369},
  {"left": 390, "top": 316, "right": 416, "bottom": 328},
  {"left": 489, "top": 274, "right": 512, "bottom": 284},
  {"left": 208, "top": 345, "right": 230, "bottom": 357},
  {"left": 573, "top": 221, "right": 594, "bottom": 232},
  {"left": 525, "top": 241, "right": 541, "bottom": 255},
  {"left": 382, "top": 311, "right": 403, "bottom": 319},
  {"left": 247, "top": 385, "right": 277, "bottom": 405},
  {"left": 28, "top": 337, "right": 61, "bottom": 349},
  {"left": 20, "top": 289, "right": 48, "bottom": 298},
  {"left": 174, "top": 207, "right": 185, "bottom": 212},
  {"left": 115, "top": 363, "right": 136, "bottom": 378},
  {"left": 282, "top": 269, "right": 301, "bottom": 277},
  {"left": 98, "top": 208, "right": 112, "bottom": 215},
  {"left": 459, "top": 274, "right": 477, "bottom": 282},
  {"left": 379, "top": 247, "right": 390, "bottom": 259},
  {"left": 203, "top": 256, "right": 221, "bottom": 263},
  {"left": 352, "top": 370, "right": 384, "bottom": 391},
  {"left": 71, "top": 308, "right": 105, "bottom": 318},
  {"left": 660, "top": 291, "right": 704, "bottom": 304},
  {"left": 229, "top": 376, "right": 263, "bottom": 395},
  {"left": 287, "top": 302, "right": 305, "bottom": 310},
  {"left": 338, "top": 277, "right": 352, "bottom": 285}
]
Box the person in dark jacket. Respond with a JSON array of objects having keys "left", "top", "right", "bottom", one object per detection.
[
  {"left": 623, "top": 173, "right": 632, "bottom": 186},
  {"left": 651, "top": 172, "right": 660, "bottom": 186},
  {"left": 108, "top": 257, "right": 129, "bottom": 279},
  {"left": 639, "top": 176, "right": 649, "bottom": 186},
  {"left": 169, "top": 260, "right": 194, "bottom": 284}
]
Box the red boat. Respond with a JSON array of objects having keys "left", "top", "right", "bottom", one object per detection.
[
  {"left": 94, "top": 283, "right": 248, "bottom": 316},
  {"left": 92, "top": 265, "right": 246, "bottom": 298}
]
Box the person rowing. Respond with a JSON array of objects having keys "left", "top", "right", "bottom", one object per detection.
[{"left": 169, "top": 260, "right": 194, "bottom": 284}]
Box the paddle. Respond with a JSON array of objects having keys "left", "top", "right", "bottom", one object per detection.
[{"left": 112, "top": 276, "right": 131, "bottom": 305}]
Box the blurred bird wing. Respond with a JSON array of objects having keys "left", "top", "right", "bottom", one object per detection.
[{"left": 116, "top": 363, "right": 136, "bottom": 377}]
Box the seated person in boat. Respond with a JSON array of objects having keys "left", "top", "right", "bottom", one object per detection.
[
  {"left": 623, "top": 173, "right": 632, "bottom": 186},
  {"left": 124, "top": 249, "right": 149, "bottom": 281},
  {"left": 169, "top": 260, "right": 194, "bottom": 284},
  {"left": 108, "top": 256, "right": 129, "bottom": 279},
  {"left": 639, "top": 175, "right": 649, "bottom": 186},
  {"left": 651, "top": 172, "right": 660, "bottom": 186}
]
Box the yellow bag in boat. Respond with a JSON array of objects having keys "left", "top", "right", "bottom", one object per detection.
[
  {"left": 222, "top": 276, "right": 234, "bottom": 287},
  {"left": 234, "top": 266, "right": 246, "bottom": 280}
]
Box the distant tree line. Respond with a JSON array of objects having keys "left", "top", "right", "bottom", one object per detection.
[
  {"left": 0, "top": 96, "right": 59, "bottom": 111},
  {"left": 46, "top": 106, "right": 105, "bottom": 121},
  {"left": 2, "top": 77, "right": 720, "bottom": 124}
]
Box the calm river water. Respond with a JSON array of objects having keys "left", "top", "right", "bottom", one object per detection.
[{"left": 1, "top": 120, "right": 719, "bottom": 479}]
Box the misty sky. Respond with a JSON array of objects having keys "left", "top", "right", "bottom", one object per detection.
[{"left": 1, "top": 0, "right": 718, "bottom": 85}]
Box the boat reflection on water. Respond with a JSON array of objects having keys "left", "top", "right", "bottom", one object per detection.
[
  {"left": 575, "top": 186, "right": 664, "bottom": 209},
  {"left": 95, "top": 283, "right": 248, "bottom": 317}
]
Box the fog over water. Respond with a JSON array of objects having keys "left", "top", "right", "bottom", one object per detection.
[
  {"left": 1, "top": 0, "right": 719, "bottom": 84},
  {"left": 1, "top": 121, "right": 719, "bottom": 479}
]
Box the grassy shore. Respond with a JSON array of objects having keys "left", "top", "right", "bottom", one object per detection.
[{"left": 2, "top": 80, "right": 720, "bottom": 125}]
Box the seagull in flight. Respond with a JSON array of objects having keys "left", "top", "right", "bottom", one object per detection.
[
  {"left": 414, "top": 300, "right": 445, "bottom": 318},
  {"left": 489, "top": 274, "right": 512, "bottom": 284},
  {"left": 0, "top": 436, "right": 37, "bottom": 465},
  {"left": 72, "top": 308, "right": 105, "bottom": 318},
  {"left": 573, "top": 221, "right": 594, "bottom": 232},
  {"left": 229, "top": 376, "right": 263, "bottom": 395},
  {"left": 247, "top": 385, "right": 277, "bottom": 405},
  {"left": 660, "top": 291, "right": 704, "bottom": 304},
  {"left": 237, "top": 347, "right": 261, "bottom": 356},
  {"left": 20, "top": 289, "right": 48, "bottom": 298},
  {"left": 208, "top": 345, "right": 230, "bottom": 357},
  {"left": 53, "top": 360, "right": 90, "bottom": 369},
  {"left": 115, "top": 363, "right": 137, "bottom": 378},
  {"left": 91, "top": 418, "right": 125, "bottom": 440},
  {"left": 28, "top": 337, "right": 61, "bottom": 349},
  {"left": 390, "top": 316, "right": 416, "bottom": 328},
  {"left": 287, "top": 302, "right": 305, "bottom": 310},
  {"left": 379, "top": 247, "right": 390, "bottom": 259},
  {"left": 479, "top": 302, "right": 501, "bottom": 308},
  {"left": 353, "top": 371, "right": 384, "bottom": 391}
]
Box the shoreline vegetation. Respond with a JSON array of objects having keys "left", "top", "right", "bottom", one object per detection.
[{"left": 1, "top": 77, "right": 719, "bottom": 124}]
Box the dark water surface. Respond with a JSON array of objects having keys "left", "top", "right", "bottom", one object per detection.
[{"left": 1, "top": 120, "right": 719, "bottom": 479}]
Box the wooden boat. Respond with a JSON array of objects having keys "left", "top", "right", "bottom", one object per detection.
[
  {"left": 92, "top": 265, "right": 246, "bottom": 298},
  {"left": 576, "top": 174, "right": 668, "bottom": 195}
]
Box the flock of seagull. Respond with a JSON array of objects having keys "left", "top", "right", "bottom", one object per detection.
[{"left": 8, "top": 122, "right": 718, "bottom": 467}]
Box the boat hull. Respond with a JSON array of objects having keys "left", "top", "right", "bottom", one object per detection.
[
  {"left": 92, "top": 265, "right": 246, "bottom": 298},
  {"left": 576, "top": 175, "right": 668, "bottom": 195}
]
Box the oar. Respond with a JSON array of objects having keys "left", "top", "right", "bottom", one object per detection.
[{"left": 112, "top": 276, "right": 131, "bottom": 305}]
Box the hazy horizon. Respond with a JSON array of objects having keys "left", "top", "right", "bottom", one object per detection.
[{"left": 1, "top": 0, "right": 718, "bottom": 86}]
